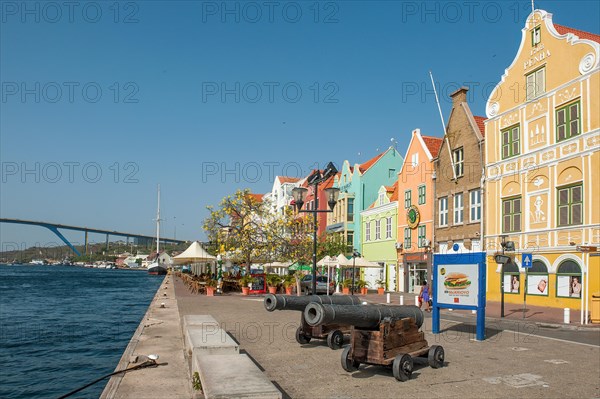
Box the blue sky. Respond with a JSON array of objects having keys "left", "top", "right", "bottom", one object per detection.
[{"left": 1, "top": 0, "right": 599, "bottom": 250}]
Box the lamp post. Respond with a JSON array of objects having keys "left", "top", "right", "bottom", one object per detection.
[
  {"left": 351, "top": 250, "right": 361, "bottom": 295},
  {"left": 292, "top": 162, "right": 340, "bottom": 295},
  {"left": 216, "top": 254, "right": 223, "bottom": 294}
]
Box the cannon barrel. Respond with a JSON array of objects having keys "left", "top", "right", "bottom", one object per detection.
[
  {"left": 304, "top": 303, "right": 424, "bottom": 329},
  {"left": 264, "top": 294, "right": 362, "bottom": 312}
]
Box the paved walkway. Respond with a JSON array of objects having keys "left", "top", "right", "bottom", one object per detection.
[
  {"left": 174, "top": 277, "right": 600, "bottom": 399},
  {"left": 102, "top": 276, "right": 192, "bottom": 399}
]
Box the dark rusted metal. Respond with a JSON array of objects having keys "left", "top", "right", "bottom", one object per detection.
[
  {"left": 263, "top": 294, "right": 362, "bottom": 312},
  {"left": 304, "top": 303, "right": 424, "bottom": 329}
]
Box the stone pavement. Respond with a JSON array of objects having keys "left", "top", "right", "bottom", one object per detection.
[
  {"left": 175, "top": 277, "right": 600, "bottom": 399},
  {"left": 102, "top": 276, "right": 192, "bottom": 399}
]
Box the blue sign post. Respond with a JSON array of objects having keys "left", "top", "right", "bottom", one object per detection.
[
  {"left": 522, "top": 253, "right": 533, "bottom": 268},
  {"left": 432, "top": 251, "right": 487, "bottom": 341}
]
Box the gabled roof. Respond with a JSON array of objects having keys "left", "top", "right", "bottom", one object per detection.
[
  {"left": 421, "top": 136, "right": 443, "bottom": 158},
  {"left": 277, "top": 176, "right": 301, "bottom": 184},
  {"left": 473, "top": 116, "right": 487, "bottom": 137},
  {"left": 358, "top": 151, "right": 385, "bottom": 173},
  {"left": 554, "top": 24, "right": 600, "bottom": 43}
]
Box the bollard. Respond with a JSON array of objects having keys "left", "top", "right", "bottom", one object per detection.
[
  {"left": 414, "top": 295, "right": 419, "bottom": 306},
  {"left": 399, "top": 295, "right": 404, "bottom": 305},
  {"left": 471, "top": 309, "right": 476, "bottom": 314},
  {"left": 564, "top": 308, "right": 570, "bottom": 324},
  {"left": 386, "top": 293, "right": 391, "bottom": 304}
]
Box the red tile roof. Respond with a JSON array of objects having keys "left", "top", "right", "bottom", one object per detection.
[
  {"left": 389, "top": 184, "right": 399, "bottom": 202},
  {"left": 554, "top": 24, "right": 600, "bottom": 43},
  {"left": 277, "top": 176, "right": 300, "bottom": 184},
  {"left": 359, "top": 152, "right": 385, "bottom": 173},
  {"left": 247, "top": 193, "right": 263, "bottom": 202},
  {"left": 473, "top": 116, "right": 487, "bottom": 137},
  {"left": 422, "top": 136, "right": 443, "bottom": 158}
]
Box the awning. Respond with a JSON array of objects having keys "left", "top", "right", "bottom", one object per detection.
[{"left": 289, "top": 262, "right": 312, "bottom": 271}]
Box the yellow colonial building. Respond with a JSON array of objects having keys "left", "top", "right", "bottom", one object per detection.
[{"left": 484, "top": 10, "right": 600, "bottom": 322}]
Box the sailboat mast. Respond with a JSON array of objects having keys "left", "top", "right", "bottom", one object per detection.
[{"left": 156, "top": 184, "right": 161, "bottom": 254}]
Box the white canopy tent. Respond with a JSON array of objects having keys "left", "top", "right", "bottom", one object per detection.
[{"left": 173, "top": 241, "right": 216, "bottom": 275}]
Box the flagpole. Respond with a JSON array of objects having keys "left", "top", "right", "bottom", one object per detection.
[{"left": 429, "top": 71, "right": 457, "bottom": 181}]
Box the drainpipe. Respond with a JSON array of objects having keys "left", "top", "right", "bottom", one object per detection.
[{"left": 431, "top": 167, "right": 437, "bottom": 286}]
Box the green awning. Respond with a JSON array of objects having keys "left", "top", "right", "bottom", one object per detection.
[{"left": 289, "top": 262, "right": 312, "bottom": 271}]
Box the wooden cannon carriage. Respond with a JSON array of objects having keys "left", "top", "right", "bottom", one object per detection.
[
  {"left": 263, "top": 294, "right": 361, "bottom": 349},
  {"left": 304, "top": 303, "right": 445, "bottom": 381}
]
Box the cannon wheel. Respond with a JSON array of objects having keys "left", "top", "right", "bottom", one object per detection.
[
  {"left": 295, "top": 327, "right": 311, "bottom": 344},
  {"left": 327, "top": 330, "right": 344, "bottom": 350},
  {"left": 392, "top": 353, "right": 413, "bottom": 382},
  {"left": 341, "top": 346, "right": 360, "bottom": 372},
  {"left": 428, "top": 345, "right": 444, "bottom": 369}
]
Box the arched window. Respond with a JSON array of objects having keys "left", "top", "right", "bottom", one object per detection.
[
  {"left": 556, "top": 260, "right": 582, "bottom": 298},
  {"left": 527, "top": 261, "right": 548, "bottom": 296},
  {"left": 503, "top": 260, "right": 520, "bottom": 294}
]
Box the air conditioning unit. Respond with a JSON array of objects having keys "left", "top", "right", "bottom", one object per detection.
[
  {"left": 421, "top": 239, "right": 431, "bottom": 247},
  {"left": 395, "top": 242, "right": 403, "bottom": 250}
]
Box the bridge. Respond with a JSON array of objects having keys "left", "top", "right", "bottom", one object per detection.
[{"left": 0, "top": 218, "right": 188, "bottom": 256}]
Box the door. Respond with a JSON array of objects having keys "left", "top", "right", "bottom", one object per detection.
[{"left": 409, "top": 263, "right": 428, "bottom": 293}]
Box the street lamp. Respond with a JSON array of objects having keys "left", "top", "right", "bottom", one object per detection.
[
  {"left": 292, "top": 162, "right": 340, "bottom": 295},
  {"left": 351, "top": 250, "right": 361, "bottom": 295},
  {"left": 216, "top": 254, "right": 223, "bottom": 294}
]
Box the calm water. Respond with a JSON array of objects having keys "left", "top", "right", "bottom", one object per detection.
[{"left": 0, "top": 265, "right": 163, "bottom": 399}]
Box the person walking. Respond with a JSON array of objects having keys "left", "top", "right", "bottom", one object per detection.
[{"left": 419, "top": 281, "right": 431, "bottom": 312}]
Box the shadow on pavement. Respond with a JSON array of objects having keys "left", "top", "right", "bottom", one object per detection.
[{"left": 439, "top": 322, "right": 503, "bottom": 339}]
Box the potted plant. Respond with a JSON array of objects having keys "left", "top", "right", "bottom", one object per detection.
[
  {"left": 266, "top": 274, "right": 281, "bottom": 294},
  {"left": 356, "top": 280, "right": 370, "bottom": 295},
  {"left": 238, "top": 274, "right": 254, "bottom": 295},
  {"left": 341, "top": 279, "right": 353, "bottom": 295},
  {"left": 205, "top": 279, "right": 217, "bottom": 296},
  {"left": 375, "top": 279, "right": 385, "bottom": 295},
  {"left": 282, "top": 274, "right": 296, "bottom": 295}
]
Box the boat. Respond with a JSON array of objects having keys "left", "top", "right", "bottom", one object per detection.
[{"left": 148, "top": 184, "right": 167, "bottom": 276}]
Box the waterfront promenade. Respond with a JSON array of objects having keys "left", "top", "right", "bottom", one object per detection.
[{"left": 106, "top": 274, "right": 599, "bottom": 398}]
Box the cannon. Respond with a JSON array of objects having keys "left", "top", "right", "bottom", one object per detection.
[
  {"left": 263, "top": 294, "right": 362, "bottom": 349},
  {"left": 264, "top": 294, "right": 362, "bottom": 312},
  {"left": 304, "top": 303, "right": 443, "bottom": 381},
  {"left": 303, "top": 303, "right": 424, "bottom": 329}
]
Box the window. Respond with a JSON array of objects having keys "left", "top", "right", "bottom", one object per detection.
[
  {"left": 454, "top": 193, "right": 464, "bottom": 224},
  {"left": 556, "top": 101, "right": 580, "bottom": 142},
  {"left": 417, "top": 226, "right": 426, "bottom": 247},
  {"left": 501, "top": 125, "right": 520, "bottom": 159},
  {"left": 527, "top": 260, "right": 548, "bottom": 296},
  {"left": 365, "top": 222, "right": 371, "bottom": 242},
  {"left": 556, "top": 260, "right": 582, "bottom": 298},
  {"left": 386, "top": 217, "right": 392, "bottom": 239},
  {"left": 439, "top": 197, "right": 448, "bottom": 226},
  {"left": 347, "top": 198, "right": 354, "bottom": 222},
  {"left": 502, "top": 197, "right": 522, "bottom": 233},
  {"left": 346, "top": 232, "right": 353, "bottom": 249},
  {"left": 375, "top": 220, "right": 381, "bottom": 240},
  {"left": 411, "top": 153, "right": 419, "bottom": 167},
  {"left": 557, "top": 184, "right": 583, "bottom": 226},
  {"left": 378, "top": 192, "right": 385, "bottom": 206},
  {"left": 526, "top": 67, "right": 545, "bottom": 100},
  {"left": 532, "top": 26, "right": 541, "bottom": 46},
  {"left": 404, "top": 190, "right": 411, "bottom": 208},
  {"left": 404, "top": 228, "right": 412, "bottom": 249},
  {"left": 388, "top": 169, "right": 396, "bottom": 178},
  {"left": 470, "top": 190, "right": 481, "bottom": 222},
  {"left": 418, "top": 185, "right": 426, "bottom": 205},
  {"left": 503, "top": 261, "right": 520, "bottom": 294},
  {"left": 453, "top": 148, "right": 464, "bottom": 177}
]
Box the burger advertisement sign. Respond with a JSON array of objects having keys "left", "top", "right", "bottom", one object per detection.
[{"left": 437, "top": 264, "right": 479, "bottom": 306}]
